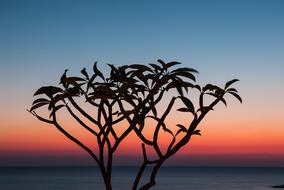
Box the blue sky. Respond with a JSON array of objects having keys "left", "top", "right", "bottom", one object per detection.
[
  {"left": 1, "top": 0, "right": 284, "bottom": 85},
  {"left": 1, "top": 0, "right": 284, "bottom": 115}
]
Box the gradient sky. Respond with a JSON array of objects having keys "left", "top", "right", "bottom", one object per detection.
[{"left": 1, "top": 0, "right": 284, "bottom": 166}]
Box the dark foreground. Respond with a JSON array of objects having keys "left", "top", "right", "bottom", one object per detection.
[
  {"left": 0, "top": 167, "right": 284, "bottom": 190},
  {"left": 272, "top": 184, "right": 284, "bottom": 188}
]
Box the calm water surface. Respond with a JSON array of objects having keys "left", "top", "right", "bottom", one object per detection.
[{"left": 0, "top": 167, "right": 283, "bottom": 190}]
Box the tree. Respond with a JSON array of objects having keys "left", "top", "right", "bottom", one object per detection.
[
  {"left": 123, "top": 60, "right": 242, "bottom": 190},
  {"left": 29, "top": 59, "right": 241, "bottom": 190}
]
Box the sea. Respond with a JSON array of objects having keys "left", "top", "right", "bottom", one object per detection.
[{"left": 0, "top": 166, "right": 284, "bottom": 190}]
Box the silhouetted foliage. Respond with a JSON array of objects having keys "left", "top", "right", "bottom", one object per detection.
[{"left": 29, "top": 59, "right": 241, "bottom": 190}]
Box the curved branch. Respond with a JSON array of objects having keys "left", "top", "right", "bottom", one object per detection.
[
  {"left": 132, "top": 144, "right": 147, "bottom": 190},
  {"left": 166, "top": 136, "right": 176, "bottom": 155},
  {"left": 112, "top": 115, "right": 126, "bottom": 125},
  {"left": 100, "top": 100, "right": 118, "bottom": 147},
  {"left": 106, "top": 138, "right": 113, "bottom": 178},
  {"left": 85, "top": 95, "right": 100, "bottom": 107},
  {"left": 138, "top": 159, "right": 165, "bottom": 190},
  {"left": 114, "top": 99, "right": 154, "bottom": 151},
  {"left": 29, "top": 110, "right": 54, "bottom": 124},
  {"left": 153, "top": 97, "right": 176, "bottom": 158},
  {"left": 66, "top": 105, "right": 98, "bottom": 136},
  {"left": 153, "top": 89, "right": 165, "bottom": 105},
  {"left": 67, "top": 95, "right": 99, "bottom": 125},
  {"left": 52, "top": 111, "right": 100, "bottom": 166},
  {"left": 97, "top": 100, "right": 103, "bottom": 125},
  {"left": 199, "top": 92, "right": 204, "bottom": 112}
]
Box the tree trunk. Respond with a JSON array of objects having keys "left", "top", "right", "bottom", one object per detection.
[
  {"left": 139, "top": 159, "right": 165, "bottom": 190},
  {"left": 132, "top": 161, "right": 147, "bottom": 190},
  {"left": 103, "top": 174, "right": 112, "bottom": 190}
]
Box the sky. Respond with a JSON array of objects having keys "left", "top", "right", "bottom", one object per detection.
[{"left": 0, "top": 0, "right": 284, "bottom": 167}]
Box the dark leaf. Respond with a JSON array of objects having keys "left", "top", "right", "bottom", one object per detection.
[
  {"left": 93, "top": 62, "right": 105, "bottom": 80},
  {"left": 193, "top": 129, "right": 201, "bottom": 136},
  {"left": 196, "top": 106, "right": 214, "bottom": 113},
  {"left": 108, "top": 64, "right": 118, "bottom": 74},
  {"left": 163, "top": 127, "right": 173, "bottom": 136},
  {"left": 32, "top": 98, "right": 50, "bottom": 105},
  {"left": 202, "top": 84, "right": 220, "bottom": 92},
  {"left": 176, "top": 124, "right": 187, "bottom": 132},
  {"left": 87, "top": 74, "right": 96, "bottom": 91},
  {"left": 165, "top": 61, "right": 181, "bottom": 69},
  {"left": 128, "top": 64, "right": 151, "bottom": 71},
  {"left": 67, "top": 87, "right": 81, "bottom": 96},
  {"left": 65, "top": 77, "right": 84, "bottom": 86},
  {"left": 225, "top": 79, "right": 239, "bottom": 89},
  {"left": 215, "top": 88, "right": 225, "bottom": 96},
  {"left": 228, "top": 92, "right": 242, "bottom": 103},
  {"left": 30, "top": 102, "right": 49, "bottom": 111},
  {"left": 145, "top": 73, "right": 155, "bottom": 80},
  {"left": 136, "top": 72, "right": 148, "bottom": 86},
  {"left": 176, "top": 77, "right": 195, "bottom": 88},
  {"left": 177, "top": 107, "right": 191, "bottom": 112},
  {"left": 177, "top": 86, "right": 183, "bottom": 96},
  {"left": 110, "top": 72, "right": 118, "bottom": 82},
  {"left": 226, "top": 88, "right": 238, "bottom": 93},
  {"left": 49, "top": 105, "right": 65, "bottom": 118},
  {"left": 149, "top": 63, "right": 162, "bottom": 71},
  {"left": 194, "top": 85, "right": 201, "bottom": 91},
  {"left": 176, "top": 128, "right": 186, "bottom": 136},
  {"left": 206, "top": 92, "right": 227, "bottom": 106},
  {"left": 34, "top": 86, "right": 63, "bottom": 97},
  {"left": 165, "top": 81, "right": 175, "bottom": 91},
  {"left": 173, "top": 71, "right": 196, "bottom": 81},
  {"left": 67, "top": 77, "right": 86, "bottom": 82},
  {"left": 97, "top": 85, "right": 114, "bottom": 95},
  {"left": 169, "top": 77, "right": 184, "bottom": 95},
  {"left": 60, "top": 69, "right": 68, "bottom": 88},
  {"left": 48, "top": 94, "right": 67, "bottom": 110},
  {"left": 166, "top": 79, "right": 193, "bottom": 93},
  {"left": 81, "top": 68, "right": 89, "bottom": 79},
  {"left": 151, "top": 106, "right": 157, "bottom": 117},
  {"left": 157, "top": 59, "right": 166, "bottom": 67},
  {"left": 175, "top": 124, "right": 187, "bottom": 136},
  {"left": 171, "top": 67, "right": 199, "bottom": 74},
  {"left": 179, "top": 96, "right": 195, "bottom": 113}
]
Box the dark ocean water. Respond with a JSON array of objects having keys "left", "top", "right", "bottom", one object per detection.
[{"left": 0, "top": 166, "right": 284, "bottom": 190}]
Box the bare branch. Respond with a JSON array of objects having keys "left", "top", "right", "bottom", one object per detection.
[
  {"left": 52, "top": 111, "right": 100, "bottom": 165},
  {"left": 153, "top": 88, "right": 165, "bottom": 105},
  {"left": 85, "top": 94, "right": 100, "bottom": 107},
  {"left": 166, "top": 136, "right": 176, "bottom": 155},
  {"left": 67, "top": 95, "right": 99, "bottom": 125},
  {"left": 114, "top": 99, "right": 154, "bottom": 151},
  {"left": 66, "top": 105, "right": 98, "bottom": 136},
  {"left": 28, "top": 110, "right": 54, "bottom": 124},
  {"left": 153, "top": 97, "right": 176, "bottom": 157}
]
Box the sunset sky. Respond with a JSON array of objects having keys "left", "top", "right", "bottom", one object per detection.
[{"left": 1, "top": 0, "right": 284, "bottom": 167}]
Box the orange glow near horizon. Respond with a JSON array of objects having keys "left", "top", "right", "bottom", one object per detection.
[
  {"left": 1, "top": 93, "right": 284, "bottom": 166},
  {"left": 1, "top": 113, "right": 284, "bottom": 157}
]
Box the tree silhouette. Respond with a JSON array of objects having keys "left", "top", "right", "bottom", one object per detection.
[
  {"left": 123, "top": 60, "right": 242, "bottom": 190},
  {"left": 28, "top": 63, "right": 145, "bottom": 190},
  {"left": 29, "top": 60, "right": 241, "bottom": 190}
]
